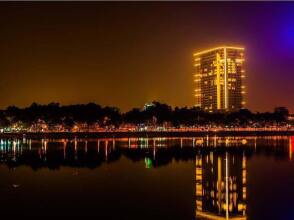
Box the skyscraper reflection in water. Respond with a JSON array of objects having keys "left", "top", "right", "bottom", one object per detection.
[{"left": 195, "top": 151, "right": 247, "bottom": 220}]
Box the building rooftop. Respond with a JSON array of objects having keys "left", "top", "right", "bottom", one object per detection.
[{"left": 194, "top": 46, "right": 245, "bottom": 56}]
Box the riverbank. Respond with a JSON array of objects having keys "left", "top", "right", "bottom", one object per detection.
[{"left": 0, "top": 130, "right": 294, "bottom": 139}]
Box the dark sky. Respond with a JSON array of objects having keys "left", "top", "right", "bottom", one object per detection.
[{"left": 0, "top": 2, "right": 293, "bottom": 112}]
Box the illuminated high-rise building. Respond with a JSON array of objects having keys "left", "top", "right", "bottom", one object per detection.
[
  {"left": 193, "top": 46, "right": 245, "bottom": 112},
  {"left": 195, "top": 151, "right": 247, "bottom": 220}
]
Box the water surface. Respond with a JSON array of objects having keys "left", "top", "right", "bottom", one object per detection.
[{"left": 0, "top": 136, "right": 293, "bottom": 219}]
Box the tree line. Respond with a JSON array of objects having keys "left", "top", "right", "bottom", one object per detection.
[{"left": 0, "top": 101, "right": 290, "bottom": 130}]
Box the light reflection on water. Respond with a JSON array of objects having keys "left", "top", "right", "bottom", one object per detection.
[{"left": 0, "top": 136, "right": 293, "bottom": 219}]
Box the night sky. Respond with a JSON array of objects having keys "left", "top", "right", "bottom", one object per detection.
[{"left": 0, "top": 2, "right": 293, "bottom": 112}]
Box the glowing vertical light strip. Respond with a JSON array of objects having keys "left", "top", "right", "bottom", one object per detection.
[
  {"left": 195, "top": 154, "right": 203, "bottom": 213},
  {"left": 216, "top": 53, "right": 221, "bottom": 109},
  {"left": 97, "top": 140, "right": 100, "bottom": 153},
  {"left": 224, "top": 47, "right": 228, "bottom": 109},
  {"left": 242, "top": 152, "right": 247, "bottom": 202},
  {"left": 225, "top": 152, "right": 229, "bottom": 220},
  {"left": 218, "top": 156, "right": 221, "bottom": 213},
  {"left": 289, "top": 137, "right": 292, "bottom": 160},
  {"left": 194, "top": 55, "right": 201, "bottom": 108},
  {"left": 180, "top": 138, "right": 183, "bottom": 148},
  {"left": 105, "top": 140, "right": 108, "bottom": 160},
  {"left": 44, "top": 140, "right": 47, "bottom": 155},
  {"left": 63, "top": 140, "right": 66, "bottom": 159},
  {"left": 74, "top": 138, "right": 77, "bottom": 151},
  {"left": 153, "top": 146, "right": 156, "bottom": 160},
  {"left": 13, "top": 140, "right": 16, "bottom": 161}
]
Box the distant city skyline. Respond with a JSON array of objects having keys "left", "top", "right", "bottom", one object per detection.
[{"left": 0, "top": 2, "right": 293, "bottom": 112}]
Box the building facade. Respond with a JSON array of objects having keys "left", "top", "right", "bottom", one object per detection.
[
  {"left": 195, "top": 151, "right": 247, "bottom": 220},
  {"left": 193, "top": 46, "right": 245, "bottom": 112}
]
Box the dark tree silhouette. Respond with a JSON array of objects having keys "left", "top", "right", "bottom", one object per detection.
[{"left": 0, "top": 102, "right": 290, "bottom": 131}]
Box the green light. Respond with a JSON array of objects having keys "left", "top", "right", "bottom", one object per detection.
[{"left": 145, "top": 157, "right": 152, "bottom": 169}]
